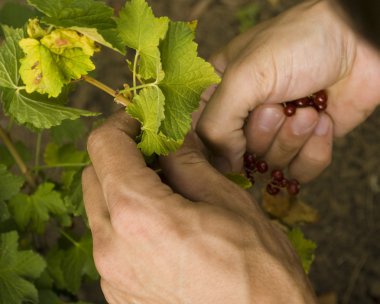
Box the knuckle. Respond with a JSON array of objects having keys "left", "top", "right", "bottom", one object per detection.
[
  {"left": 304, "top": 149, "right": 332, "bottom": 169},
  {"left": 86, "top": 125, "right": 109, "bottom": 155},
  {"left": 197, "top": 118, "right": 223, "bottom": 145}
]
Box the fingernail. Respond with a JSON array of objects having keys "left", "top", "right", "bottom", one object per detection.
[
  {"left": 314, "top": 115, "right": 330, "bottom": 136},
  {"left": 257, "top": 107, "right": 284, "bottom": 132},
  {"left": 291, "top": 114, "right": 318, "bottom": 136}
]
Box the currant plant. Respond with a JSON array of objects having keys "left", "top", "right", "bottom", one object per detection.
[{"left": 0, "top": 0, "right": 219, "bottom": 302}]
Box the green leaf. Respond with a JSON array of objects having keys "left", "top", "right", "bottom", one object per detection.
[
  {"left": 225, "top": 173, "right": 252, "bottom": 190},
  {"left": 0, "top": 26, "right": 24, "bottom": 89},
  {"left": 287, "top": 228, "right": 316, "bottom": 274},
  {"left": 38, "top": 289, "right": 62, "bottom": 304},
  {"left": 0, "top": 164, "right": 24, "bottom": 201},
  {"left": 60, "top": 234, "right": 98, "bottom": 294},
  {"left": 44, "top": 142, "right": 88, "bottom": 167},
  {"left": 159, "top": 21, "right": 220, "bottom": 140},
  {"left": 9, "top": 183, "right": 67, "bottom": 233},
  {"left": 27, "top": 0, "right": 125, "bottom": 53},
  {"left": 0, "top": 231, "right": 46, "bottom": 303},
  {"left": 0, "top": 141, "right": 30, "bottom": 168},
  {"left": 0, "top": 201, "right": 10, "bottom": 222},
  {"left": 19, "top": 28, "right": 97, "bottom": 97},
  {"left": 0, "top": 2, "right": 39, "bottom": 30},
  {"left": 50, "top": 119, "right": 87, "bottom": 144},
  {"left": 117, "top": 0, "right": 169, "bottom": 79},
  {"left": 1, "top": 88, "right": 99, "bottom": 129},
  {"left": 127, "top": 86, "right": 181, "bottom": 155}
]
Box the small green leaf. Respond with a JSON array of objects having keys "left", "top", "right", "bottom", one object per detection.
[
  {"left": 9, "top": 183, "right": 67, "bottom": 233},
  {"left": 0, "top": 164, "right": 24, "bottom": 202},
  {"left": 287, "top": 228, "right": 316, "bottom": 274},
  {"left": 27, "top": 0, "right": 125, "bottom": 53},
  {"left": 225, "top": 173, "right": 252, "bottom": 190},
  {"left": 159, "top": 21, "right": 220, "bottom": 140},
  {"left": 1, "top": 88, "right": 99, "bottom": 129},
  {"left": 0, "top": 231, "right": 46, "bottom": 303},
  {"left": 117, "top": 0, "right": 169, "bottom": 79}
]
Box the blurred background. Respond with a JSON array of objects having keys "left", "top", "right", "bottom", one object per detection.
[{"left": 1, "top": 0, "right": 380, "bottom": 303}]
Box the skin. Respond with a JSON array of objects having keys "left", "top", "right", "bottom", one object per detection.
[
  {"left": 83, "top": 111, "right": 316, "bottom": 303},
  {"left": 83, "top": 0, "right": 380, "bottom": 302},
  {"left": 197, "top": 0, "right": 380, "bottom": 182}
]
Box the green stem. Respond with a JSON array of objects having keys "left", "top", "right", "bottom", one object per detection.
[
  {"left": 60, "top": 229, "right": 79, "bottom": 247},
  {"left": 132, "top": 51, "right": 140, "bottom": 96},
  {"left": 124, "top": 81, "right": 158, "bottom": 93},
  {"left": 33, "top": 162, "right": 91, "bottom": 170},
  {"left": 6, "top": 118, "right": 14, "bottom": 133},
  {"left": 34, "top": 132, "right": 42, "bottom": 173},
  {"left": 82, "top": 75, "right": 131, "bottom": 106},
  {"left": 0, "top": 124, "right": 36, "bottom": 188}
]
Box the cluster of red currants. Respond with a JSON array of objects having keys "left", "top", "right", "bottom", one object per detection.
[
  {"left": 283, "top": 90, "right": 328, "bottom": 117},
  {"left": 244, "top": 153, "right": 300, "bottom": 196},
  {"left": 244, "top": 90, "right": 328, "bottom": 196}
]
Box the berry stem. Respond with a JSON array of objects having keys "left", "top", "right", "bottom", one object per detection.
[
  {"left": 0, "top": 124, "right": 37, "bottom": 189},
  {"left": 82, "top": 75, "right": 131, "bottom": 106}
]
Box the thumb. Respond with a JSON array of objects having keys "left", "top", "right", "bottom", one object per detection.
[{"left": 159, "top": 132, "right": 254, "bottom": 212}]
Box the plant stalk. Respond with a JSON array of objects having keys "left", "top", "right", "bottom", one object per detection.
[
  {"left": 0, "top": 124, "right": 36, "bottom": 188},
  {"left": 82, "top": 75, "right": 131, "bottom": 106}
]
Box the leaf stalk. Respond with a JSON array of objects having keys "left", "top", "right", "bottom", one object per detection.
[{"left": 0, "top": 124, "right": 37, "bottom": 188}]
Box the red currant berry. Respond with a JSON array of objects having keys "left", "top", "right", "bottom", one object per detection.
[
  {"left": 271, "top": 169, "right": 284, "bottom": 182},
  {"left": 287, "top": 179, "right": 300, "bottom": 195},
  {"left": 266, "top": 184, "right": 280, "bottom": 195},
  {"left": 279, "top": 178, "right": 289, "bottom": 188},
  {"left": 283, "top": 104, "right": 297, "bottom": 117},
  {"left": 293, "top": 97, "right": 310, "bottom": 108},
  {"left": 314, "top": 90, "right": 328, "bottom": 106},
  {"left": 256, "top": 160, "right": 268, "bottom": 173}
]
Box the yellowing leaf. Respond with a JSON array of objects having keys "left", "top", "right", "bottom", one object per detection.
[
  {"left": 117, "top": 0, "right": 169, "bottom": 80},
  {"left": 19, "top": 28, "right": 96, "bottom": 97},
  {"left": 19, "top": 38, "right": 63, "bottom": 97},
  {"left": 27, "top": 0, "right": 125, "bottom": 53},
  {"left": 26, "top": 18, "right": 47, "bottom": 39},
  {"left": 40, "top": 29, "right": 98, "bottom": 56},
  {"left": 225, "top": 173, "right": 252, "bottom": 189},
  {"left": 262, "top": 191, "right": 319, "bottom": 226}
]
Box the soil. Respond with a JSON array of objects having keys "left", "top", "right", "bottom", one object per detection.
[{"left": 1, "top": 0, "right": 380, "bottom": 303}]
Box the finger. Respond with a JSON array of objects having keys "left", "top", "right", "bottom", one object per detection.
[
  {"left": 245, "top": 104, "right": 286, "bottom": 156},
  {"left": 87, "top": 111, "right": 175, "bottom": 218},
  {"left": 263, "top": 107, "right": 319, "bottom": 169},
  {"left": 288, "top": 113, "right": 333, "bottom": 183},
  {"left": 82, "top": 166, "right": 112, "bottom": 237},
  {"left": 197, "top": 1, "right": 350, "bottom": 172},
  {"left": 160, "top": 132, "right": 255, "bottom": 212}
]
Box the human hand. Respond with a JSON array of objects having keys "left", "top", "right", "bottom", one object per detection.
[
  {"left": 82, "top": 111, "right": 316, "bottom": 304},
  {"left": 197, "top": 0, "right": 380, "bottom": 182}
]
